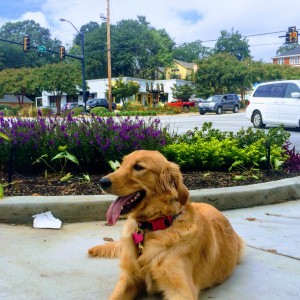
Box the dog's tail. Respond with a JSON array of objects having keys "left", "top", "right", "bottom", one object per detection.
[{"left": 88, "top": 241, "right": 121, "bottom": 258}]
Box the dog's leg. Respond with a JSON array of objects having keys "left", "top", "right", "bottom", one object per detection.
[
  {"left": 156, "top": 268, "right": 198, "bottom": 300},
  {"left": 88, "top": 241, "right": 121, "bottom": 258},
  {"left": 109, "top": 273, "right": 141, "bottom": 300}
]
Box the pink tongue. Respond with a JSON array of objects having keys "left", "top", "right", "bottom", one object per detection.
[{"left": 106, "top": 194, "right": 134, "bottom": 225}]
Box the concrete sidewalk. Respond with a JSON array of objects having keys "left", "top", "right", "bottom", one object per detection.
[{"left": 1, "top": 200, "right": 300, "bottom": 300}]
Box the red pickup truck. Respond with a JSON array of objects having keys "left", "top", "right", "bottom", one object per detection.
[{"left": 165, "top": 99, "right": 195, "bottom": 111}]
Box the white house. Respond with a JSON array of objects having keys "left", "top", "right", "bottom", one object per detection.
[{"left": 36, "top": 77, "right": 193, "bottom": 108}]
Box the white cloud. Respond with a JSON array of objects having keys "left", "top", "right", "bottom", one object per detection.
[{"left": 21, "top": 11, "right": 49, "bottom": 28}]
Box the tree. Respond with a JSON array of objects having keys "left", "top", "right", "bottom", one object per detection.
[
  {"left": 0, "top": 67, "right": 38, "bottom": 108},
  {"left": 170, "top": 84, "right": 194, "bottom": 101},
  {"left": 111, "top": 78, "right": 140, "bottom": 106},
  {"left": 194, "top": 53, "right": 241, "bottom": 98},
  {"left": 214, "top": 29, "right": 251, "bottom": 61},
  {"left": 72, "top": 17, "right": 175, "bottom": 80},
  {"left": 172, "top": 40, "right": 211, "bottom": 62},
  {"left": 36, "top": 63, "right": 82, "bottom": 114},
  {"left": 276, "top": 43, "right": 299, "bottom": 56},
  {"left": 0, "top": 20, "right": 62, "bottom": 69}
]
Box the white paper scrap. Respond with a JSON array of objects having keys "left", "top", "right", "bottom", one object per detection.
[{"left": 32, "top": 211, "right": 62, "bottom": 229}]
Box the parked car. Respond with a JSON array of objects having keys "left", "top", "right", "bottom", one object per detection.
[
  {"left": 61, "top": 102, "right": 81, "bottom": 111},
  {"left": 86, "top": 98, "right": 116, "bottom": 112},
  {"left": 198, "top": 94, "right": 240, "bottom": 115},
  {"left": 165, "top": 99, "right": 195, "bottom": 112},
  {"left": 246, "top": 80, "right": 300, "bottom": 128}
]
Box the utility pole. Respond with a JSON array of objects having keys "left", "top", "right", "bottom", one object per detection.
[{"left": 106, "top": 0, "right": 112, "bottom": 112}]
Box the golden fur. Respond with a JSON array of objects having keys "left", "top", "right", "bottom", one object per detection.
[{"left": 89, "top": 150, "right": 244, "bottom": 300}]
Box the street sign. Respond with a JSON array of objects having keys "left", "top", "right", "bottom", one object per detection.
[{"left": 38, "top": 45, "right": 46, "bottom": 52}]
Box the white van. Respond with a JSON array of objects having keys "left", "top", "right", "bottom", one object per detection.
[{"left": 246, "top": 80, "right": 300, "bottom": 128}]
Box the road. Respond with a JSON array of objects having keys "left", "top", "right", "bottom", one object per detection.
[{"left": 157, "top": 112, "right": 300, "bottom": 153}]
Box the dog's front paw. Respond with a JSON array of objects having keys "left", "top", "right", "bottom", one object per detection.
[
  {"left": 88, "top": 245, "right": 104, "bottom": 257},
  {"left": 88, "top": 241, "right": 120, "bottom": 258}
]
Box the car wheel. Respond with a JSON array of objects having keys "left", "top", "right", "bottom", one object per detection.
[
  {"left": 216, "top": 106, "right": 222, "bottom": 114},
  {"left": 233, "top": 105, "right": 239, "bottom": 113},
  {"left": 252, "top": 111, "right": 265, "bottom": 128},
  {"left": 199, "top": 111, "right": 205, "bottom": 115}
]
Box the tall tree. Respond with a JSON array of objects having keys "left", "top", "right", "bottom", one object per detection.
[
  {"left": 172, "top": 41, "right": 210, "bottom": 62},
  {"left": 0, "top": 67, "right": 38, "bottom": 108},
  {"left": 0, "top": 20, "right": 62, "bottom": 69},
  {"left": 214, "top": 29, "right": 251, "bottom": 61},
  {"left": 71, "top": 17, "right": 175, "bottom": 80},
  {"left": 36, "top": 63, "right": 82, "bottom": 114}
]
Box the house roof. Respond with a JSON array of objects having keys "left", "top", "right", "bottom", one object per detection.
[
  {"left": 273, "top": 46, "right": 300, "bottom": 58},
  {"left": 0, "top": 95, "right": 33, "bottom": 104},
  {"left": 174, "top": 59, "right": 195, "bottom": 69}
]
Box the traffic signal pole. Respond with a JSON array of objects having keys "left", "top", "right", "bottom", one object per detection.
[{"left": 0, "top": 36, "right": 81, "bottom": 60}]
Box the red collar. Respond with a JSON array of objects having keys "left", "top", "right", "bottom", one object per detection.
[
  {"left": 132, "top": 212, "right": 182, "bottom": 255},
  {"left": 138, "top": 212, "right": 181, "bottom": 231}
]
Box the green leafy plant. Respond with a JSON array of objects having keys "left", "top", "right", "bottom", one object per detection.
[
  {"left": 33, "top": 145, "right": 79, "bottom": 175},
  {"left": 109, "top": 160, "right": 120, "bottom": 171},
  {"left": 51, "top": 145, "right": 79, "bottom": 173},
  {"left": 229, "top": 160, "right": 261, "bottom": 181}
]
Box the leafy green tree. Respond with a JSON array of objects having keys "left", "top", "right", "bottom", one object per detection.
[
  {"left": 35, "top": 63, "right": 82, "bottom": 114},
  {"left": 71, "top": 17, "right": 174, "bottom": 80},
  {"left": 276, "top": 43, "right": 299, "bottom": 55},
  {"left": 0, "top": 20, "right": 62, "bottom": 69},
  {"left": 172, "top": 41, "right": 211, "bottom": 62},
  {"left": 0, "top": 67, "right": 38, "bottom": 108},
  {"left": 194, "top": 53, "right": 240, "bottom": 97},
  {"left": 170, "top": 84, "right": 194, "bottom": 101},
  {"left": 111, "top": 78, "right": 140, "bottom": 105},
  {"left": 214, "top": 30, "right": 251, "bottom": 61}
]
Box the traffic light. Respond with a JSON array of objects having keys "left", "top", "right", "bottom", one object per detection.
[
  {"left": 290, "top": 30, "right": 298, "bottom": 43},
  {"left": 23, "top": 36, "right": 30, "bottom": 52},
  {"left": 285, "top": 26, "right": 298, "bottom": 44},
  {"left": 59, "top": 46, "right": 65, "bottom": 60}
]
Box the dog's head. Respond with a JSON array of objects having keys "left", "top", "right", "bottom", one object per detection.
[{"left": 100, "top": 150, "right": 189, "bottom": 225}]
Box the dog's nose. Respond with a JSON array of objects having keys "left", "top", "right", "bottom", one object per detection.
[{"left": 99, "top": 177, "right": 112, "bottom": 190}]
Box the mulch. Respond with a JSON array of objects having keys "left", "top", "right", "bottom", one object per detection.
[{"left": 1, "top": 169, "right": 300, "bottom": 197}]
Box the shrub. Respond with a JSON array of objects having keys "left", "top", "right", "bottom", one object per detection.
[
  {"left": 90, "top": 107, "right": 111, "bottom": 116},
  {"left": 161, "top": 122, "right": 290, "bottom": 171},
  {"left": 71, "top": 106, "right": 84, "bottom": 116}
]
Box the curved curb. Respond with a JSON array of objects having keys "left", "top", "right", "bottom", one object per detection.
[{"left": 0, "top": 176, "right": 299, "bottom": 224}]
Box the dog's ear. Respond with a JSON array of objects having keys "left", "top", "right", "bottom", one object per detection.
[{"left": 160, "top": 162, "right": 189, "bottom": 205}]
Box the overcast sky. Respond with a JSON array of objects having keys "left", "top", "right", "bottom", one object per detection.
[{"left": 0, "top": 0, "right": 299, "bottom": 62}]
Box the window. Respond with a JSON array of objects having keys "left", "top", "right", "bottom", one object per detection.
[
  {"left": 253, "top": 84, "right": 271, "bottom": 97},
  {"left": 227, "top": 95, "right": 234, "bottom": 100},
  {"left": 294, "top": 56, "right": 299, "bottom": 65},
  {"left": 284, "top": 83, "right": 300, "bottom": 98},
  {"left": 269, "top": 83, "right": 287, "bottom": 98},
  {"left": 278, "top": 58, "right": 284, "bottom": 65}
]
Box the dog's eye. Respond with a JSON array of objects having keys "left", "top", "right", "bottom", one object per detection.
[{"left": 133, "top": 164, "right": 144, "bottom": 171}]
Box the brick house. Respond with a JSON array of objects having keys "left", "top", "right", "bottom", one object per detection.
[{"left": 272, "top": 46, "right": 300, "bottom": 66}]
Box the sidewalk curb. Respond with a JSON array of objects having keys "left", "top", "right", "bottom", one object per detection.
[{"left": 0, "top": 176, "right": 299, "bottom": 224}]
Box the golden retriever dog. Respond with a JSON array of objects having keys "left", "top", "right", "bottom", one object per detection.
[{"left": 89, "top": 150, "right": 244, "bottom": 300}]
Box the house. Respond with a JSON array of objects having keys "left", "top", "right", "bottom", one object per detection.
[
  {"left": 0, "top": 95, "right": 33, "bottom": 109},
  {"left": 272, "top": 46, "right": 300, "bottom": 66},
  {"left": 165, "top": 59, "right": 197, "bottom": 81},
  {"left": 38, "top": 77, "right": 193, "bottom": 108},
  {"left": 37, "top": 59, "right": 196, "bottom": 108}
]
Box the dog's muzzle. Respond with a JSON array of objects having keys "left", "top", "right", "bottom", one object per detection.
[{"left": 99, "top": 177, "right": 112, "bottom": 190}]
